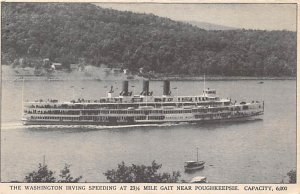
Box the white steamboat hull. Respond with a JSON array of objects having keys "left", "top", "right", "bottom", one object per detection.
[{"left": 22, "top": 112, "right": 263, "bottom": 126}]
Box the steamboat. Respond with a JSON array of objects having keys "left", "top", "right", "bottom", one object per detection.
[{"left": 22, "top": 80, "right": 264, "bottom": 125}]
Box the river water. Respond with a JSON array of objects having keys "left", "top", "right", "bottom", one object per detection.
[{"left": 1, "top": 79, "right": 296, "bottom": 183}]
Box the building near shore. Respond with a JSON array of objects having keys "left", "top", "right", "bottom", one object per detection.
[{"left": 51, "top": 63, "right": 62, "bottom": 70}]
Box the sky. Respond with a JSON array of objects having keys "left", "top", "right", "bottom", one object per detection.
[{"left": 96, "top": 3, "right": 297, "bottom": 31}]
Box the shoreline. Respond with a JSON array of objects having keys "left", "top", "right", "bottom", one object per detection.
[
  {"left": 148, "top": 76, "right": 296, "bottom": 81},
  {"left": 2, "top": 65, "right": 296, "bottom": 81},
  {"left": 2, "top": 75, "right": 296, "bottom": 81}
]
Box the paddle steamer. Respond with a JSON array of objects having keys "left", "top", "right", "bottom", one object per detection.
[{"left": 22, "top": 80, "right": 264, "bottom": 125}]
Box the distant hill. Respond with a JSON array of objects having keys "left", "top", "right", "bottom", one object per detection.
[
  {"left": 183, "top": 21, "right": 237, "bottom": 30},
  {"left": 1, "top": 3, "right": 296, "bottom": 77}
]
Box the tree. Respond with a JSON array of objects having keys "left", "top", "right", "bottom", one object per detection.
[
  {"left": 24, "top": 163, "right": 56, "bottom": 183},
  {"left": 24, "top": 162, "right": 82, "bottom": 183},
  {"left": 104, "top": 161, "right": 181, "bottom": 183},
  {"left": 58, "top": 164, "right": 82, "bottom": 183},
  {"left": 287, "top": 169, "right": 296, "bottom": 183}
]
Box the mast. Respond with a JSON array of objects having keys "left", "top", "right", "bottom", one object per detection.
[
  {"left": 203, "top": 74, "right": 206, "bottom": 97},
  {"left": 173, "top": 87, "right": 178, "bottom": 107},
  {"left": 203, "top": 74, "right": 206, "bottom": 91},
  {"left": 71, "top": 86, "right": 75, "bottom": 100},
  {"left": 21, "top": 78, "right": 24, "bottom": 117},
  {"left": 196, "top": 147, "right": 199, "bottom": 162},
  {"left": 43, "top": 155, "right": 46, "bottom": 166}
]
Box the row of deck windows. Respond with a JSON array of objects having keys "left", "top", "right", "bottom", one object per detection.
[
  {"left": 30, "top": 116, "right": 110, "bottom": 121},
  {"left": 25, "top": 110, "right": 79, "bottom": 115},
  {"left": 154, "top": 97, "right": 219, "bottom": 102},
  {"left": 34, "top": 96, "right": 220, "bottom": 104},
  {"left": 26, "top": 101, "right": 224, "bottom": 109},
  {"left": 25, "top": 106, "right": 236, "bottom": 115},
  {"left": 29, "top": 111, "right": 256, "bottom": 121},
  {"left": 195, "top": 112, "right": 232, "bottom": 119},
  {"left": 30, "top": 116, "right": 145, "bottom": 121},
  {"left": 30, "top": 116, "right": 77, "bottom": 120},
  {"left": 148, "top": 116, "right": 165, "bottom": 120}
]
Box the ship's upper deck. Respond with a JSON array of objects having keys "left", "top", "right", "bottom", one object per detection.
[
  {"left": 24, "top": 93, "right": 229, "bottom": 105},
  {"left": 24, "top": 80, "right": 231, "bottom": 107}
]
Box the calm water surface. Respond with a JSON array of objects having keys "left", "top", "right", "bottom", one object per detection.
[{"left": 1, "top": 79, "right": 296, "bottom": 183}]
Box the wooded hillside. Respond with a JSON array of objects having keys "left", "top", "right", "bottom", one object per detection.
[{"left": 2, "top": 3, "right": 296, "bottom": 76}]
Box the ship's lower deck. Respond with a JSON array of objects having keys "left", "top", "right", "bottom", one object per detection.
[{"left": 22, "top": 111, "right": 263, "bottom": 125}]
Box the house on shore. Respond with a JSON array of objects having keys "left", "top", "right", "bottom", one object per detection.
[{"left": 51, "top": 63, "right": 63, "bottom": 70}]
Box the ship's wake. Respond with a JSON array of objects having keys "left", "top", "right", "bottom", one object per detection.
[
  {"left": 1, "top": 122, "right": 184, "bottom": 132},
  {"left": 1, "top": 122, "right": 25, "bottom": 131},
  {"left": 1, "top": 119, "right": 260, "bottom": 132}
]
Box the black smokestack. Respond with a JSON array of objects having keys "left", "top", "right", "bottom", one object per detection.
[
  {"left": 142, "top": 80, "right": 149, "bottom": 95},
  {"left": 163, "top": 80, "right": 170, "bottom": 95},
  {"left": 122, "top": 80, "right": 129, "bottom": 96}
]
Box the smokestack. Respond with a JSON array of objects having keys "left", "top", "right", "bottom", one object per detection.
[
  {"left": 121, "top": 80, "right": 129, "bottom": 96},
  {"left": 163, "top": 80, "right": 170, "bottom": 96},
  {"left": 142, "top": 80, "right": 149, "bottom": 95}
]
